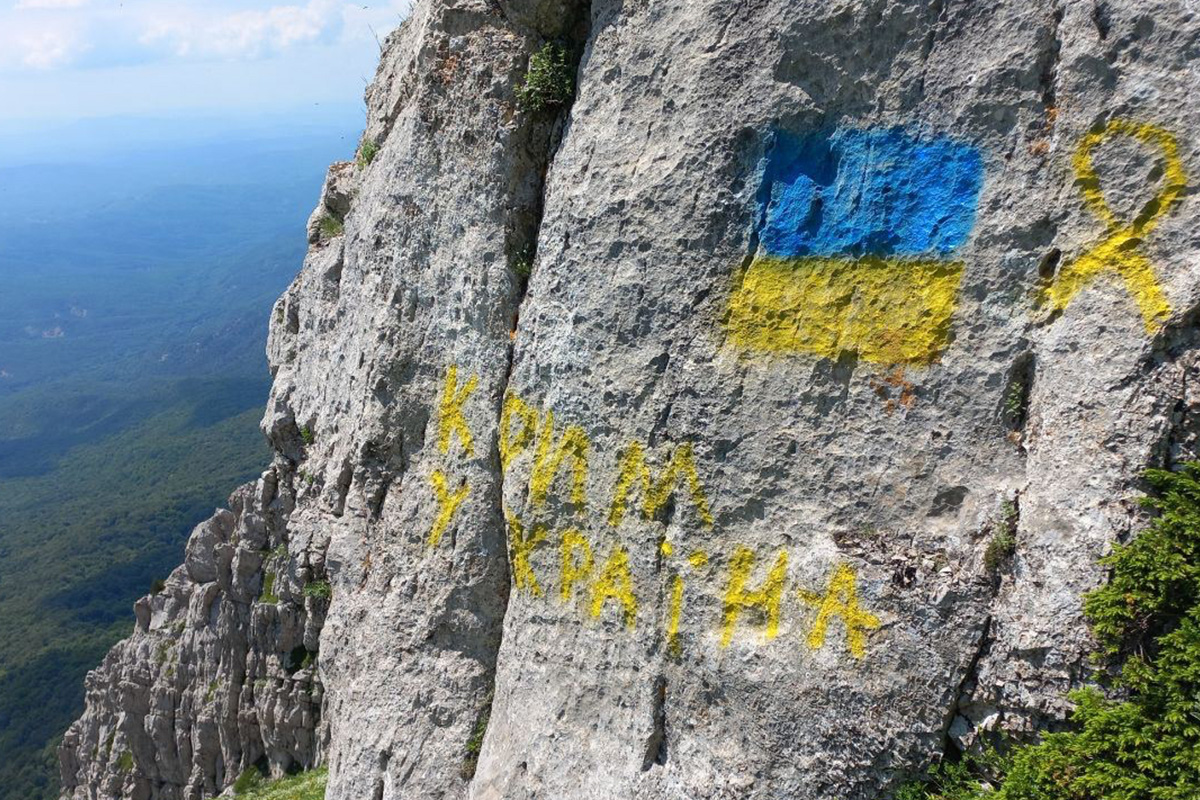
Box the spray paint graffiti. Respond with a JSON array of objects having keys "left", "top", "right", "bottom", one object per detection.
[
  {"left": 1039, "top": 119, "right": 1185, "bottom": 332},
  {"left": 423, "top": 364, "right": 884, "bottom": 659},
  {"left": 727, "top": 127, "right": 985, "bottom": 366}
]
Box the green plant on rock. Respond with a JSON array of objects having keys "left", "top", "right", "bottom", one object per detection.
[
  {"left": 299, "top": 425, "right": 315, "bottom": 446},
  {"left": 358, "top": 139, "right": 379, "bottom": 167},
  {"left": 303, "top": 580, "right": 332, "bottom": 600},
  {"left": 512, "top": 252, "right": 533, "bottom": 280},
  {"left": 318, "top": 214, "right": 344, "bottom": 240},
  {"left": 233, "top": 765, "right": 266, "bottom": 795},
  {"left": 260, "top": 571, "right": 279, "bottom": 605},
  {"left": 233, "top": 767, "right": 327, "bottom": 799},
  {"left": 515, "top": 42, "right": 575, "bottom": 113},
  {"left": 460, "top": 691, "right": 494, "bottom": 780},
  {"left": 115, "top": 750, "right": 133, "bottom": 773},
  {"left": 983, "top": 500, "right": 1019, "bottom": 576},
  {"left": 901, "top": 463, "right": 1200, "bottom": 800}
]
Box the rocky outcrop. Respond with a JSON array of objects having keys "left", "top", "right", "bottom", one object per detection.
[
  {"left": 62, "top": 1, "right": 1200, "bottom": 799},
  {"left": 59, "top": 473, "right": 325, "bottom": 800}
]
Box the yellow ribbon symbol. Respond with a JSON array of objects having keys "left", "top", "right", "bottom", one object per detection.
[{"left": 1041, "top": 119, "right": 1187, "bottom": 333}]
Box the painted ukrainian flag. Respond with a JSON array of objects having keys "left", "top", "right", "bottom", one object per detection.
[{"left": 727, "top": 128, "right": 984, "bottom": 366}]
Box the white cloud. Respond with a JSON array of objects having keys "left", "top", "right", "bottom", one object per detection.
[
  {"left": 0, "top": 0, "right": 411, "bottom": 73},
  {"left": 14, "top": 0, "right": 90, "bottom": 9},
  {"left": 17, "top": 28, "right": 85, "bottom": 69},
  {"left": 140, "top": 1, "right": 346, "bottom": 61}
]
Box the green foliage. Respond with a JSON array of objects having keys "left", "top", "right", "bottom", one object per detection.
[
  {"left": 512, "top": 253, "right": 533, "bottom": 280},
  {"left": 515, "top": 43, "right": 575, "bottom": 113},
  {"left": 303, "top": 580, "right": 332, "bottom": 601},
  {"left": 115, "top": 750, "right": 133, "bottom": 773},
  {"left": 150, "top": 577, "right": 166, "bottom": 595},
  {"left": 270, "top": 543, "right": 289, "bottom": 561},
  {"left": 231, "top": 767, "right": 327, "bottom": 800},
  {"left": 260, "top": 571, "right": 279, "bottom": 605},
  {"left": 204, "top": 680, "right": 219, "bottom": 703},
  {"left": 1003, "top": 371, "right": 1030, "bottom": 428},
  {"left": 318, "top": 214, "right": 344, "bottom": 239},
  {"left": 902, "top": 463, "right": 1200, "bottom": 800},
  {"left": 232, "top": 765, "right": 266, "bottom": 795},
  {"left": 299, "top": 425, "right": 315, "bottom": 446},
  {"left": 984, "top": 500, "right": 1019, "bottom": 576},
  {"left": 460, "top": 692, "right": 494, "bottom": 780},
  {"left": 358, "top": 139, "right": 379, "bottom": 167}
]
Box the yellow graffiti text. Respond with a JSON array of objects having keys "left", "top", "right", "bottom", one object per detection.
[
  {"left": 499, "top": 390, "right": 538, "bottom": 474},
  {"left": 608, "top": 440, "right": 714, "bottom": 528},
  {"left": 559, "top": 528, "right": 594, "bottom": 603},
  {"left": 427, "top": 470, "right": 469, "bottom": 548},
  {"left": 1040, "top": 119, "right": 1185, "bottom": 333},
  {"left": 799, "top": 563, "right": 881, "bottom": 659},
  {"left": 530, "top": 410, "right": 589, "bottom": 512},
  {"left": 726, "top": 255, "right": 963, "bottom": 366},
  {"left": 505, "top": 511, "right": 546, "bottom": 597},
  {"left": 720, "top": 547, "right": 789, "bottom": 647},
  {"left": 438, "top": 365, "right": 478, "bottom": 457},
  {"left": 590, "top": 545, "right": 638, "bottom": 628}
]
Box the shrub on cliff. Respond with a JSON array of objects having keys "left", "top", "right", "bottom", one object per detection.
[
  {"left": 515, "top": 43, "right": 574, "bottom": 113},
  {"left": 903, "top": 463, "right": 1200, "bottom": 800}
]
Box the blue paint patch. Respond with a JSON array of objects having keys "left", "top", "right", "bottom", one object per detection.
[{"left": 758, "top": 128, "right": 985, "bottom": 259}]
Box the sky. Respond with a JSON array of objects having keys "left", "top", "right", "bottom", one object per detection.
[{"left": 0, "top": 0, "right": 412, "bottom": 123}]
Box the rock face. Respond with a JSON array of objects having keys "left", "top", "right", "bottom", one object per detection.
[{"left": 61, "top": 1, "right": 1200, "bottom": 799}]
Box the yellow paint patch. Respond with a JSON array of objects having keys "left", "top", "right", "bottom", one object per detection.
[
  {"left": 667, "top": 573, "right": 684, "bottom": 655},
  {"left": 530, "top": 410, "right": 589, "bottom": 512},
  {"left": 505, "top": 510, "right": 545, "bottom": 597},
  {"left": 438, "top": 365, "right": 478, "bottom": 457},
  {"left": 590, "top": 545, "right": 638, "bottom": 628},
  {"left": 607, "top": 440, "right": 714, "bottom": 527},
  {"left": 799, "top": 563, "right": 881, "bottom": 659},
  {"left": 427, "top": 470, "right": 469, "bottom": 548},
  {"left": 499, "top": 390, "right": 538, "bottom": 474},
  {"left": 559, "top": 528, "right": 594, "bottom": 603},
  {"left": 1040, "top": 119, "right": 1186, "bottom": 333},
  {"left": 725, "top": 255, "right": 964, "bottom": 366},
  {"left": 720, "top": 547, "right": 789, "bottom": 647}
]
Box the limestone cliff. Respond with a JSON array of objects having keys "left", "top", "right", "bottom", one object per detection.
[{"left": 60, "top": 1, "right": 1200, "bottom": 798}]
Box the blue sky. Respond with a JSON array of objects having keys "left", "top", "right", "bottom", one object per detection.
[{"left": 0, "top": 0, "right": 411, "bottom": 122}]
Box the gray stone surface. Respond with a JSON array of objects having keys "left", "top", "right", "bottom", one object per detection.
[{"left": 61, "top": 1, "right": 1200, "bottom": 798}]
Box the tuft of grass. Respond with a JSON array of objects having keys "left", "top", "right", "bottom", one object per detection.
[
  {"left": 512, "top": 253, "right": 533, "bottom": 281},
  {"left": 299, "top": 425, "right": 315, "bottom": 447},
  {"left": 303, "top": 580, "right": 332, "bottom": 601},
  {"left": 460, "top": 692, "right": 494, "bottom": 780},
  {"left": 232, "top": 765, "right": 266, "bottom": 795},
  {"left": 150, "top": 577, "right": 166, "bottom": 595},
  {"left": 515, "top": 43, "right": 575, "bottom": 113},
  {"left": 983, "top": 500, "right": 1018, "bottom": 576},
  {"left": 358, "top": 139, "right": 379, "bottom": 167},
  {"left": 234, "top": 767, "right": 327, "bottom": 799},
  {"left": 318, "top": 214, "right": 344, "bottom": 240},
  {"left": 259, "top": 571, "right": 279, "bottom": 605},
  {"left": 115, "top": 750, "right": 133, "bottom": 773}
]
